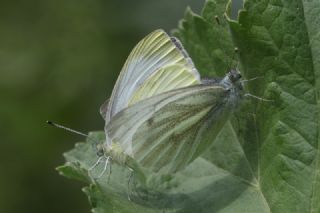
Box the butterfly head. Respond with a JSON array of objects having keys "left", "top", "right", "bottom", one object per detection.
[
  {"left": 221, "top": 69, "right": 243, "bottom": 91},
  {"left": 95, "top": 143, "right": 105, "bottom": 157},
  {"left": 218, "top": 69, "right": 244, "bottom": 109},
  {"left": 228, "top": 69, "right": 241, "bottom": 83}
]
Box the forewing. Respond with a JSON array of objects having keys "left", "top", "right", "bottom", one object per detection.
[
  {"left": 128, "top": 64, "right": 200, "bottom": 105},
  {"left": 106, "top": 84, "right": 230, "bottom": 173},
  {"left": 104, "top": 29, "right": 200, "bottom": 123}
]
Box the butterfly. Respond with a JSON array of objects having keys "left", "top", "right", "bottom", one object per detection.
[{"left": 97, "top": 29, "right": 244, "bottom": 175}]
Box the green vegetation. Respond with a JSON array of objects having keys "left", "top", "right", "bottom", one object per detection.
[{"left": 57, "top": 0, "right": 320, "bottom": 212}]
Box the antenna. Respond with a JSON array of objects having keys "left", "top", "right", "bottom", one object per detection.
[
  {"left": 46, "top": 120, "right": 101, "bottom": 148},
  {"left": 226, "top": 47, "right": 239, "bottom": 73},
  {"left": 46, "top": 120, "right": 88, "bottom": 137}
]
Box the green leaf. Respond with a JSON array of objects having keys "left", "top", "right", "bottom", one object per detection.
[
  {"left": 224, "top": 0, "right": 320, "bottom": 212},
  {"left": 57, "top": 0, "right": 320, "bottom": 212},
  {"left": 176, "top": 0, "right": 320, "bottom": 212},
  {"left": 302, "top": 1, "right": 320, "bottom": 210},
  {"left": 173, "top": 0, "right": 236, "bottom": 77}
]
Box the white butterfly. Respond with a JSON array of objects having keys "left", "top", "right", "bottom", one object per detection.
[{"left": 98, "top": 29, "right": 244, "bottom": 174}]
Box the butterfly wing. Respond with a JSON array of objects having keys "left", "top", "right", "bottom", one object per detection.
[
  {"left": 106, "top": 84, "right": 232, "bottom": 173},
  {"left": 103, "top": 29, "right": 200, "bottom": 123},
  {"left": 99, "top": 99, "right": 109, "bottom": 119},
  {"left": 128, "top": 64, "right": 200, "bottom": 105}
]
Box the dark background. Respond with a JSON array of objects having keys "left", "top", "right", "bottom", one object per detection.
[{"left": 0, "top": 1, "right": 206, "bottom": 213}]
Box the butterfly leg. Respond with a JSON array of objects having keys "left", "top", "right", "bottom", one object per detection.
[
  {"left": 96, "top": 156, "right": 111, "bottom": 179},
  {"left": 244, "top": 93, "right": 273, "bottom": 102},
  {"left": 127, "top": 168, "right": 134, "bottom": 201},
  {"left": 88, "top": 156, "right": 104, "bottom": 181},
  {"left": 106, "top": 155, "right": 112, "bottom": 183},
  {"left": 241, "top": 76, "right": 263, "bottom": 83}
]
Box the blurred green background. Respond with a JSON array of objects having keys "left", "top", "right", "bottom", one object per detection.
[{"left": 0, "top": 1, "right": 204, "bottom": 212}]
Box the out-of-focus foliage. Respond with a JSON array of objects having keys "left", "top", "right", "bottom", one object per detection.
[{"left": 0, "top": 1, "right": 203, "bottom": 213}]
